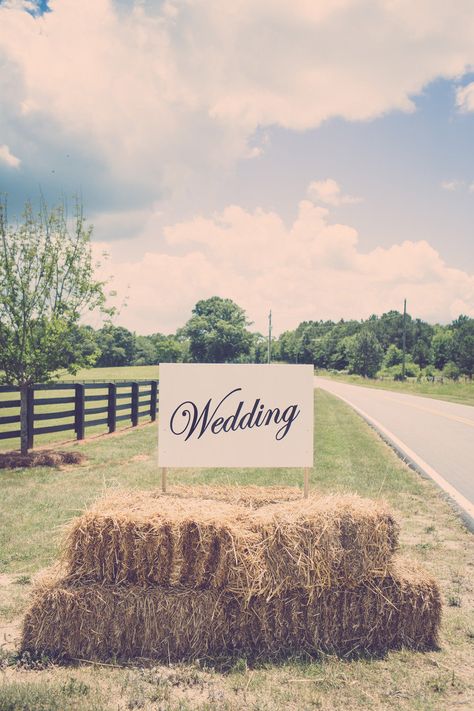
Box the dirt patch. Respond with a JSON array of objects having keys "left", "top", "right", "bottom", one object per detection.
[
  {"left": 130, "top": 454, "right": 150, "bottom": 462},
  {"left": 0, "top": 619, "right": 21, "bottom": 653},
  {"left": 0, "top": 450, "right": 85, "bottom": 470}
]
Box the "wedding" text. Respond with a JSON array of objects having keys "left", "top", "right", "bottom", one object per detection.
[{"left": 169, "top": 388, "right": 300, "bottom": 442}]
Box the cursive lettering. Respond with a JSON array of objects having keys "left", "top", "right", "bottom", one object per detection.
[{"left": 169, "top": 388, "right": 300, "bottom": 442}]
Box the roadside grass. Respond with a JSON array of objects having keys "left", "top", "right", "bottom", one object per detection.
[
  {"left": 316, "top": 369, "right": 474, "bottom": 406},
  {"left": 0, "top": 389, "right": 473, "bottom": 710}
]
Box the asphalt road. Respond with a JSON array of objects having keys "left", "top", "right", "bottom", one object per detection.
[{"left": 315, "top": 377, "right": 474, "bottom": 511}]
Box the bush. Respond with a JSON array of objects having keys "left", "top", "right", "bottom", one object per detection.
[{"left": 442, "top": 361, "right": 461, "bottom": 381}]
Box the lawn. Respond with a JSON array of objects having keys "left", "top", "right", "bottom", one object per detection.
[
  {"left": 316, "top": 369, "right": 474, "bottom": 407},
  {"left": 0, "top": 389, "right": 473, "bottom": 710}
]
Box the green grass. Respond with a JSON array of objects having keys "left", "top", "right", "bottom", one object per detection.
[
  {"left": 0, "top": 388, "right": 473, "bottom": 710},
  {"left": 56, "top": 364, "right": 160, "bottom": 381},
  {"left": 316, "top": 369, "right": 474, "bottom": 406}
]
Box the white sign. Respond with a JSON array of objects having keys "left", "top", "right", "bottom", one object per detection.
[{"left": 158, "top": 364, "right": 314, "bottom": 468}]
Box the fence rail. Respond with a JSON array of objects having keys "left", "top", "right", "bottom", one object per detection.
[{"left": 0, "top": 380, "right": 159, "bottom": 451}]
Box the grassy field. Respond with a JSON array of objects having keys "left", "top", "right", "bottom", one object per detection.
[
  {"left": 316, "top": 370, "right": 474, "bottom": 406},
  {"left": 56, "top": 365, "right": 160, "bottom": 381},
  {"left": 0, "top": 388, "right": 473, "bottom": 710}
]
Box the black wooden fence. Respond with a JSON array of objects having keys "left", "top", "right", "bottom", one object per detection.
[{"left": 0, "top": 380, "right": 158, "bottom": 450}]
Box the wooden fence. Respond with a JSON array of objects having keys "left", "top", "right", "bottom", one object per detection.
[{"left": 0, "top": 380, "right": 158, "bottom": 451}]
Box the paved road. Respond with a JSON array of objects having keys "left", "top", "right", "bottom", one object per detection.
[{"left": 315, "top": 377, "right": 474, "bottom": 511}]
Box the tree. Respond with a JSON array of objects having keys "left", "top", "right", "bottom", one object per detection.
[
  {"left": 133, "top": 335, "right": 157, "bottom": 365},
  {"left": 384, "top": 344, "right": 403, "bottom": 367},
  {"left": 278, "top": 330, "right": 300, "bottom": 362},
  {"left": 372, "top": 310, "right": 414, "bottom": 352},
  {"left": 410, "top": 319, "right": 433, "bottom": 368},
  {"left": 0, "top": 197, "right": 111, "bottom": 386},
  {"left": 431, "top": 328, "right": 454, "bottom": 370},
  {"left": 184, "top": 296, "right": 253, "bottom": 363},
  {"left": 149, "top": 333, "right": 184, "bottom": 363},
  {"left": 95, "top": 325, "right": 136, "bottom": 367},
  {"left": 443, "top": 361, "right": 461, "bottom": 381},
  {"left": 347, "top": 330, "right": 383, "bottom": 378},
  {"left": 452, "top": 317, "right": 474, "bottom": 378},
  {"left": 251, "top": 332, "right": 269, "bottom": 363}
]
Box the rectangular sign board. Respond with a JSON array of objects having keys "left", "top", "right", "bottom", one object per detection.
[{"left": 158, "top": 364, "right": 314, "bottom": 468}]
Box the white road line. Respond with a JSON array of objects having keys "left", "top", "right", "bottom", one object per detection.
[{"left": 318, "top": 386, "right": 474, "bottom": 529}]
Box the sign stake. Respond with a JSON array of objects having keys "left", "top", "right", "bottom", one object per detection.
[
  {"left": 162, "top": 467, "right": 167, "bottom": 494},
  {"left": 304, "top": 467, "right": 310, "bottom": 498}
]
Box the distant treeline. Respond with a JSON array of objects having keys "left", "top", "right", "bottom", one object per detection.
[{"left": 71, "top": 297, "right": 473, "bottom": 380}]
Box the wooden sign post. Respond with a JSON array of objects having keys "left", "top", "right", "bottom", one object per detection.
[{"left": 158, "top": 364, "right": 314, "bottom": 497}]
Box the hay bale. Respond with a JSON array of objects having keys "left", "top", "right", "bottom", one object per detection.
[
  {"left": 0, "top": 449, "right": 84, "bottom": 470},
  {"left": 21, "top": 558, "right": 441, "bottom": 662},
  {"left": 62, "top": 490, "right": 399, "bottom": 596},
  {"left": 254, "top": 496, "right": 399, "bottom": 595},
  {"left": 168, "top": 484, "right": 304, "bottom": 508},
  {"left": 63, "top": 494, "right": 262, "bottom": 594}
]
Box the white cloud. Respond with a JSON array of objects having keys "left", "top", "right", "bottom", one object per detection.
[
  {"left": 441, "top": 180, "right": 463, "bottom": 191},
  {"left": 307, "top": 179, "right": 361, "bottom": 206},
  {"left": 0, "top": 143, "right": 20, "bottom": 168},
  {"left": 456, "top": 82, "right": 474, "bottom": 112},
  {"left": 92, "top": 189, "right": 474, "bottom": 335},
  {"left": 2, "top": 1, "right": 474, "bottom": 195}
]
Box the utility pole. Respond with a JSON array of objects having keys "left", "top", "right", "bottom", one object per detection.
[
  {"left": 402, "top": 298, "right": 407, "bottom": 381},
  {"left": 268, "top": 309, "right": 272, "bottom": 364}
]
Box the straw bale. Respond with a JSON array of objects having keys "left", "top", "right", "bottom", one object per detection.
[
  {"left": 21, "top": 558, "right": 441, "bottom": 662},
  {"left": 63, "top": 494, "right": 262, "bottom": 594},
  {"left": 167, "top": 485, "right": 303, "bottom": 508},
  {"left": 0, "top": 449, "right": 84, "bottom": 470},
  {"left": 253, "top": 495, "right": 399, "bottom": 594},
  {"left": 62, "top": 490, "right": 399, "bottom": 596}
]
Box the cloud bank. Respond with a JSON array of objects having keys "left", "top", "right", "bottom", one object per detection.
[
  {"left": 93, "top": 188, "right": 474, "bottom": 334},
  {"left": 3, "top": 0, "right": 474, "bottom": 202}
]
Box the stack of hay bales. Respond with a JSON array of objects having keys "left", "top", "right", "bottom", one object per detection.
[{"left": 22, "top": 486, "right": 441, "bottom": 662}]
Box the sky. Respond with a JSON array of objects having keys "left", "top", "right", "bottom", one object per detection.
[{"left": 1, "top": 0, "right": 474, "bottom": 335}]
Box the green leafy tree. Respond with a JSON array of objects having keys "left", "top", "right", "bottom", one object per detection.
[
  {"left": 95, "top": 325, "right": 136, "bottom": 367},
  {"left": 251, "top": 332, "right": 269, "bottom": 363},
  {"left": 411, "top": 339, "right": 432, "bottom": 368},
  {"left": 184, "top": 296, "right": 253, "bottom": 363},
  {"left": 372, "top": 310, "right": 414, "bottom": 352},
  {"left": 133, "top": 335, "right": 157, "bottom": 365},
  {"left": 431, "top": 328, "right": 454, "bottom": 370},
  {"left": 347, "top": 330, "right": 383, "bottom": 378},
  {"left": 384, "top": 344, "right": 403, "bottom": 367},
  {"left": 452, "top": 317, "right": 474, "bottom": 378},
  {"left": 278, "top": 330, "right": 300, "bottom": 362},
  {"left": 149, "top": 333, "right": 184, "bottom": 363},
  {"left": 410, "top": 319, "right": 433, "bottom": 368},
  {"left": 443, "top": 361, "right": 461, "bottom": 381},
  {"left": 0, "top": 197, "right": 111, "bottom": 386},
  {"left": 328, "top": 335, "right": 353, "bottom": 370}
]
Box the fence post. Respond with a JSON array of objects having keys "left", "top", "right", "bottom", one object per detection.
[
  {"left": 75, "top": 383, "right": 85, "bottom": 440},
  {"left": 131, "top": 382, "right": 139, "bottom": 427},
  {"left": 150, "top": 380, "right": 157, "bottom": 421},
  {"left": 108, "top": 383, "right": 116, "bottom": 433},
  {"left": 27, "top": 385, "right": 34, "bottom": 450},
  {"left": 20, "top": 384, "right": 29, "bottom": 455}
]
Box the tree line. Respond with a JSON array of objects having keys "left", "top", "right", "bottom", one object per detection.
[
  {"left": 66, "top": 297, "right": 474, "bottom": 380},
  {"left": 1, "top": 196, "right": 472, "bottom": 385}
]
